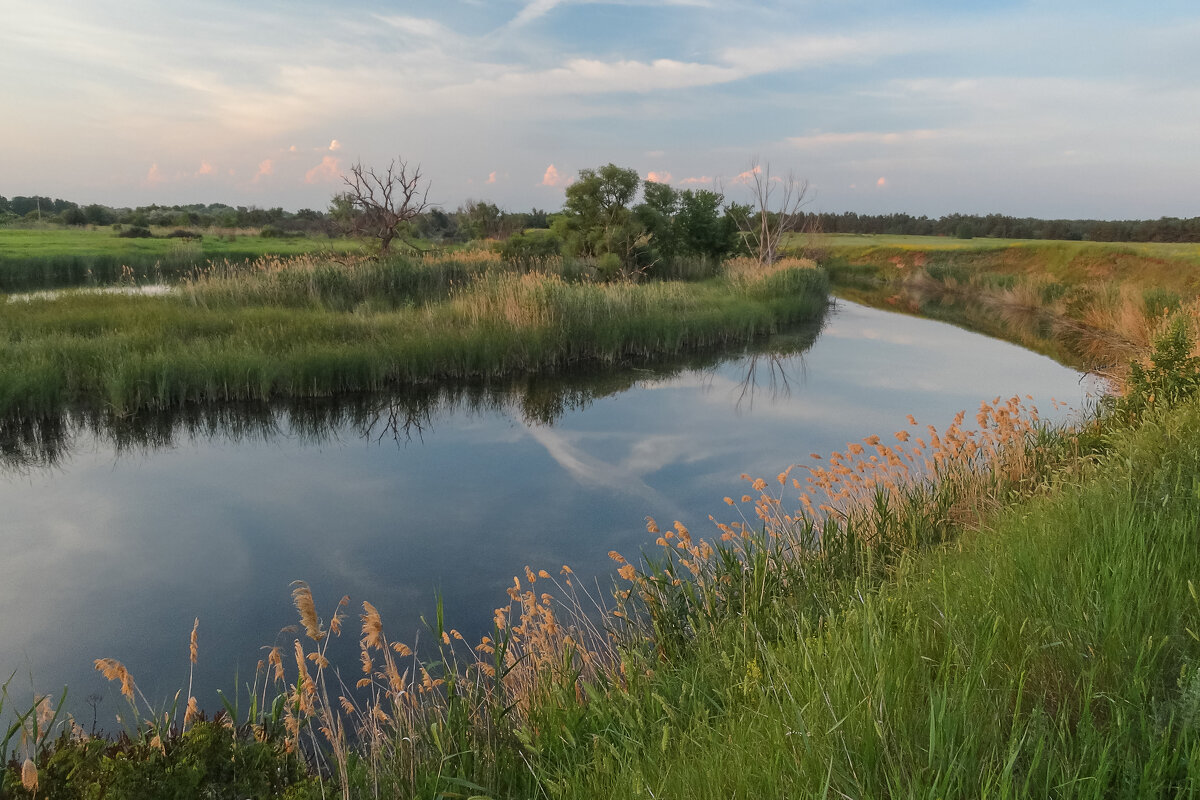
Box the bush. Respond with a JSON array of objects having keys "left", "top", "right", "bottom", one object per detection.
[
  {"left": 595, "top": 252, "right": 622, "bottom": 281},
  {"left": 167, "top": 228, "right": 202, "bottom": 240},
  {"left": 117, "top": 226, "right": 153, "bottom": 239},
  {"left": 1117, "top": 315, "right": 1200, "bottom": 420},
  {"left": 499, "top": 231, "right": 562, "bottom": 272}
]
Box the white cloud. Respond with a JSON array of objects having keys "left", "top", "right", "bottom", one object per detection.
[{"left": 328, "top": 139, "right": 342, "bottom": 151}]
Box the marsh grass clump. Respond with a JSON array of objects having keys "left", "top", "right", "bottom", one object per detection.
[{"left": 0, "top": 255, "right": 830, "bottom": 418}]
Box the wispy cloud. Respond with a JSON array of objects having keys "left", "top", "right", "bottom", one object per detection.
[
  {"left": 646, "top": 170, "right": 672, "bottom": 183},
  {"left": 194, "top": 160, "right": 214, "bottom": 177},
  {"left": 487, "top": 171, "right": 497, "bottom": 184}
]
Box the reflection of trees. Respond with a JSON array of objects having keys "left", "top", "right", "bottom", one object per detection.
[{"left": 0, "top": 308, "right": 829, "bottom": 472}]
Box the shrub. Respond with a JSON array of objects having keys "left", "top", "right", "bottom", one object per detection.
[
  {"left": 499, "top": 231, "right": 562, "bottom": 272},
  {"left": 116, "top": 226, "right": 153, "bottom": 239},
  {"left": 1117, "top": 315, "right": 1200, "bottom": 420}
]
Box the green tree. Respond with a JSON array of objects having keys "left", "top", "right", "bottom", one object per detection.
[
  {"left": 677, "top": 189, "right": 741, "bottom": 260},
  {"left": 553, "top": 164, "right": 642, "bottom": 268}
]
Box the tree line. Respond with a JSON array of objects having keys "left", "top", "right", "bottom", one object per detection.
[
  {"left": 3, "top": 192, "right": 1198, "bottom": 245},
  {"left": 796, "top": 211, "right": 1200, "bottom": 243}
]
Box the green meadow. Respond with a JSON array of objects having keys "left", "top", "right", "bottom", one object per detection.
[{"left": 0, "top": 227, "right": 366, "bottom": 291}]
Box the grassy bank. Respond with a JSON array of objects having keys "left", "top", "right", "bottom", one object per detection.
[
  {"left": 8, "top": 241, "right": 1200, "bottom": 798},
  {"left": 0, "top": 228, "right": 365, "bottom": 291},
  {"left": 8, "top": 330, "right": 1200, "bottom": 797},
  {"left": 0, "top": 253, "right": 829, "bottom": 418},
  {"left": 812, "top": 236, "right": 1200, "bottom": 375}
]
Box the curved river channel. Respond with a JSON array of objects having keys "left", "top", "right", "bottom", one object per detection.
[{"left": 0, "top": 300, "right": 1100, "bottom": 720}]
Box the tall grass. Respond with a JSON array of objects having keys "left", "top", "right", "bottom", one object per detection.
[{"left": 0, "top": 255, "right": 829, "bottom": 418}]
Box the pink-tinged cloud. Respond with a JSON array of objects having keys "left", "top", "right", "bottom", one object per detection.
[
  {"left": 541, "top": 163, "right": 566, "bottom": 187},
  {"left": 679, "top": 175, "right": 713, "bottom": 185},
  {"left": 329, "top": 139, "right": 342, "bottom": 151},
  {"left": 730, "top": 165, "right": 763, "bottom": 185},
  {"left": 487, "top": 171, "right": 497, "bottom": 184},
  {"left": 305, "top": 156, "right": 341, "bottom": 184},
  {"left": 195, "top": 161, "right": 214, "bottom": 177},
  {"left": 144, "top": 163, "right": 166, "bottom": 186},
  {"left": 646, "top": 171, "right": 672, "bottom": 184},
  {"left": 876, "top": 176, "right": 887, "bottom": 187},
  {"left": 253, "top": 159, "right": 274, "bottom": 183},
  {"left": 288, "top": 145, "right": 298, "bottom": 152}
]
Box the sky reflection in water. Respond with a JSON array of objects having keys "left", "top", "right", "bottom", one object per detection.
[{"left": 0, "top": 300, "right": 1097, "bottom": 718}]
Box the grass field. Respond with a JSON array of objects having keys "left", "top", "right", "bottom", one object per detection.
[
  {"left": 793, "top": 231, "right": 1200, "bottom": 261},
  {"left": 0, "top": 227, "right": 367, "bottom": 291}
]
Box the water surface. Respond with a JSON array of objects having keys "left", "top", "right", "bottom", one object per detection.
[{"left": 0, "top": 300, "right": 1096, "bottom": 719}]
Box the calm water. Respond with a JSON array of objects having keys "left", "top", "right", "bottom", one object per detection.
[{"left": 0, "top": 300, "right": 1097, "bottom": 719}]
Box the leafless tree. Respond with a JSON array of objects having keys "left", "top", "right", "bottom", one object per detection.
[
  {"left": 337, "top": 158, "right": 432, "bottom": 255},
  {"left": 730, "top": 158, "right": 810, "bottom": 266}
]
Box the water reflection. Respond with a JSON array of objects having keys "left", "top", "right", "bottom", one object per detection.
[
  {"left": 0, "top": 301, "right": 1096, "bottom": 720},
  {"left": 0, "top": 320, "right": 825, "bottom": 473}
]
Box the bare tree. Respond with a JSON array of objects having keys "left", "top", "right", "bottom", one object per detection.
[
  {"left": 729, "top": 158, "right": 810, "bottom": 266},
  {"left": 336, "top": 158, "right": 432, "bottom": 255}
]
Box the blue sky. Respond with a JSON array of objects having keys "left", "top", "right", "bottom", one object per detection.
[{"left": 1, "top": 0, "right": 1197, "bottom": 217}]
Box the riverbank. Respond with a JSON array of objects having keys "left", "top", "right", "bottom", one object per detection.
[
  {"left": 814, "top": 236, "right": 1200, "bottom": 375},
  {"left": 6, "top": 245, "right": 1200, "bottom": 798},
  {"left": 0, "top": 254, "right": 829, "bottom": 418}
]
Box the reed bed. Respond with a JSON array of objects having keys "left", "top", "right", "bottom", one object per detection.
[{"left": 0, "top": 255, "right": 830, "bottom": 418}]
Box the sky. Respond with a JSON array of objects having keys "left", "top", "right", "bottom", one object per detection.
[{"left": 1, "top": 0, "right": 1197, "bottom": 218}]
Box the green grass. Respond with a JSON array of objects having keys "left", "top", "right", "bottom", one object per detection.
[
  {"left": 795, "top": 232, "right": 1200, "bottom": 261},
  {"left": 0, "top": 227, "right": 366, "bottom": 291},
  {"left": 513, "top": 400, "right": 1200, "bottom": 798},
  {"left": 0, "top": 257, "right": 830, "bottom": 418}
]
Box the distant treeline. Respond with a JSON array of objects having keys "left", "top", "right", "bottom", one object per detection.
[
  {"left": 797, "top": 211, "right": 1200, "bottom": 243},
  {"left": 3, "top": 194, "right": 1198, "bottom": 244},
  {"left": 0, "top": 195, "right": 551, "bottom": 242}
]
